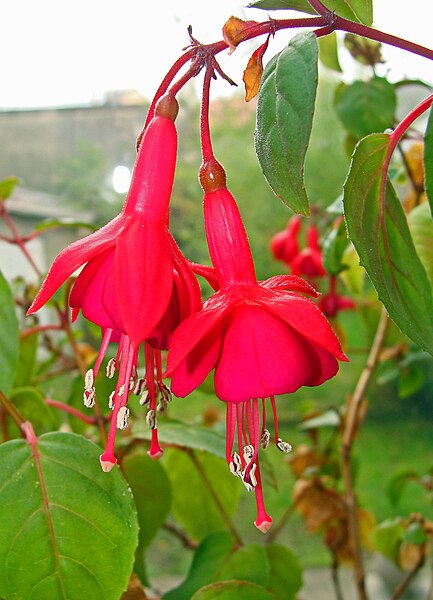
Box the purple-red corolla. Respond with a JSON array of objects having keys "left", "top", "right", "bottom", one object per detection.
[
  {"left": 27, "top": 95, "right": 201, "bottom": 470},
  {"left": 166, "top": 161, "right": 348, "bottom": 533}
]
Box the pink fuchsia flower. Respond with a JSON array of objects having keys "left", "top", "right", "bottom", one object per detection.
[
  {"left": 27, "top": 94, "right": 201, "bottom": 470},
  {"left": 291, "top": 223, "right": 326, "bottom": 279},
  {"left": 166, "top": 160, "right": 348, "bottom": 533},
  {"left": 270, "top": 215, "right": 302, "bottom": 266},
  {"left": 318, "top": 275, "right": 356, "bottom": 319}
]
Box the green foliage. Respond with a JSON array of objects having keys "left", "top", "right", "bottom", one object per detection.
[
  {"left": 0, "top": 271, "right": 19, "bottom": 396},
  {"left": 0, "top": 432, "right": 138, "bottom": 600},
  {"left": 255, "top": 32, "right": 318, "bottom": 215}
]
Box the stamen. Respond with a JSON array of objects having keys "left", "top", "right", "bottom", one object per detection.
[
  {"left": 84, "top": 369, "right": 94, "bottom": 391},
  {"left": 116, "top": 406, "right": 130, "bottom": 430},
  {"left": 146, "top": 409, "right": 157, "bottom": 430},
  {"left": 261, "top": 429, "right": 270, "bottom": 449},
  {"left": 83, "top": 388, "right": 95, "bottom": 409},
  {"left": 118, "top": 384, "right": 125, "bottom": 397},
  {"left": 229, "top": 452, "right": 242, "bottom": 477},
  {"left": 139, "top": 392, "right": 150, "bottom": 406},
  {"left": 157, "top": 399, "right": 168, "bottom": 414},
  {"left": 242, "top": 461, "right": 257, "bottom": 492},
  {"left": 276, "top": 438, "right": 292, "bottom": 453},
  {"left": 159, "top": 383, "right": 172, "bottom": 404},
  {"left": 134, "top": 378, "right": 146, "bottom": 396},
  {"left": 106, "top": 358, "right": 116, "bottom": 379},
  {"left": 129, "top": 366, "right": 138, "bottom": 391},
  {"left": 108, "top": 391, "right": 115, "bottom": 410}
]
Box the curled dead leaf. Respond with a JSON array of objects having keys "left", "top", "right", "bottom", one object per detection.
[
  {"left": 243, "top": 39, "right": 269, "bottom": 102},
  {"left": 293, "top": 478, "right": 347, "bottom": 533},
  {"left": 222, "top": 16, "right": 259, "bottom": 55},
  {"left": 288, "top": 444, "right": 326, "bottom": 478}
]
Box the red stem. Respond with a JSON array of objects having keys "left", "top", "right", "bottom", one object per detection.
[
  {"left": 45, "top": 398, "right": 98, "bottom": 426},
  {"left": 200, "top": 65, "right": 217, "bottom": 163}
]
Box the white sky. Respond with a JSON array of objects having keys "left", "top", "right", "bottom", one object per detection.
[{"left": 1, "top": 1, "right": 432, "bottom": 109}]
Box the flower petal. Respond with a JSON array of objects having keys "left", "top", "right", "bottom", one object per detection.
[
  {"left": 261, "top": 274, "right": 319, "bottom": 297},
  {"left": 214, "top": 305, "right": 313, "bottom": 402}
]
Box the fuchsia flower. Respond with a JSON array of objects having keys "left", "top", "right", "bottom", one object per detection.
[
  {"left": 319, "top": 275, "right": 356, "bottom": 318},
  {"left": 291, "top": 223, "right": 326, "bottom": 279},
  {"left": 27, "top": 95, "right": 201, "bottom": 470},
  {"left": 166, "top": 161, "right": 348, "bottom": 533},
  {"left": 270, "top": 215, "right": 302, "bottom": 266}
]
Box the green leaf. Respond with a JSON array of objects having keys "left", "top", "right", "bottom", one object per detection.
[
  {"left": 424, "top": 106, "right": 433, "bottom": 216},
  {"left": 164, "top": 531, "right": 235, "bottom": 600},
  {"left": 322, "top": 218, "right": 350, "bottom": 275},
  {"left": 343, "top": 133, "right": 433, "bottom": 354},
  {"left": 398, "top": 364, "right": 425, "bottom": 399},
  {"left": 0, "top": 176, "right": 19, "bottom": 201},
  {"left": 0, "top": 431, "right": 139, "bottom": 600},
  {"left": 13, "top": 331, "right": 39, "bottom": 388},
  {"left": 217, "top": 544, "right": 270, "bottom": 588},
  {"left": 373, "top": 518, "right": 405, "bottom": 563},
  {"left": 255, "top": 32, "right": 318, "bottom": 215},
  {"left": 35, "top": 217, "right": 98, "bottom": 232},
  {"left": 265, "top": 544, "right": 303, "bottom": 600},
  {"left": 192, "top": 581, "right": 274, "bottom": 600},
  {"left": 336, "top": 77, "right": 396, "bottom": 138},
  {"left": 408, "top": 202, "right": 433, "bottom": 288},
  {"left": 318, "top": 32, "right": 342, "bottom": 72},
  {"left": 248, "top": 0, "right": 373, "bottom": 23},
  {"left": 0, "top": 271, "right": 19, "bottom": 396},
  {"left": 165, "top": 449, "right": 242, "bottom": 541},
  {"left": 387, "top": 470, "right": 419, "bottom": 506},
  {"left": 299, "top": 409, "right": 341, "bottom": 430},
  {"left": 7, "top": 387, "right": 59, "bottom": 437},
  {"left": 402, "top": 521, "right": 427, "bottom": 545},
  {"left": 132, "top": 418, "right": 226, "bottom": 459}
]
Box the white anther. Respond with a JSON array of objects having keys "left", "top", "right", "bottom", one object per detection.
[
  {"left": 160, "top": 384, "right": 172, "bottom": 403},
  {"left": 108, "top": 391, "right": 115, "bottom": 410},
  {"left": 243, "top": 444, "right": 254, "bottom": 462},
  {"left": 129, "top": 367, "right": 138, "bottom": 391},
  {"left": 117, "top": 384, "right": 125, "bottom": 397},
  {"left": 116, "top": 406, "right": 129, "bottom": 430},
  {"left": 134, "top": 378, "right": 146, "bottom": 396},
  {"left": 84, "top": 369, "right": 94, "bottom": 391},
  {"left": 242, "top": 462, "right": 257, "bottom": 492},
  {"left": 157, "top": 400, "right": 168, "bottom": 414},
  {"left": 229, "top": 452, "right": 242, "bottom": 477},
  {"left": 261, "top": 429, "right": 270, "bottom": 449},
  {"left": 83, "top": 389, "right": 95, "bottom": 409},
  {"left": 276, "top": 438, "right": 293, "bottom": 453},
  {"left": 146, "top": 409, "right": 157, "bottom": 430},
  {"left": 106, "top": 358, "right": 116, "bottom": 379},
  {"left": 139, "top": 392, "right": 150, "bottom": 406}
]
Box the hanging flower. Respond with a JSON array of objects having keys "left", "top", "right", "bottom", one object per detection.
[
  {"left": 291, "top": 223, "right": 326, "bottom": 279},
  {"left": 318, "top": 275, "right": 356, "bottom": 318},
  {"left": 166, "top": 160, "right": 348, "bottom": 533},
  {"left": 270, "top": 215, "right": 302, "bottom": 267},
  {"left": 27, "top": 94, "right": 201, "bottom": 470}
]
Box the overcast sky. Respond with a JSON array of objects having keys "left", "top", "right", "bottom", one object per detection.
[{"left": 1, "top": 1, "right": 432, "bottom": 109}]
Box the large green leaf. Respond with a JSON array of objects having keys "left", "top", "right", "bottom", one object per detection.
[
  {"left": 13, "top": 331, "right": 39, "bottom": 388},
  {"left": 165, "top": 449, "right": 242, "bottom": 541},
  {"left": 7, "top": 387, "right": 59, "bottom": 438},
  {"left": 423, "top": 107, "right": 433, "bottom": 216},
  {"left": 164, "top": 531, "right": 235, "bottom": 600},
  {"left": 0, "top": 271, "right": 19, "bottom": 396},
  {"left": 335, "top": 77, "right": 396, "bottom": 138},
  {"left": 0, "top": 431, "right": 138, "bottom": 600},
  {"left": 408, "top": 202, "right": 433, "bottom": 288},
  {"left": 217, "top": 544, "right": 270, "bottom": 588},
  {"left": 318, "top": 32, "right": 342, "bottom": 73},
  {"left": 255, "top": 32, "right": 318, "bottom": 215},
  {"left": 248, "top": 0, "right": 373, "bottom": 24},
  {"left": 265, "top": 544, "right": 303, "bottom": 600},
  {"left": 343, "top": 133, "right": 433, "bottom": 354},
  {"left": 192, "top": 580, "right": 274, "bottom": 600}
]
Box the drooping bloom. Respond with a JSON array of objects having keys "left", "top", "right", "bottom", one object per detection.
[
  {"left": 270, "top": 215, "right": 302, "bottom": 266},
  {"left": 318, "top": 275, "right": 356, "bottom": 319},
  {"left": 166, "top": 160, "right": 348, "bottom": 533},
  {"left": 291, "top": 223, "right": 326, "bottom": 279},
  {"left": 27, "top": 94, "right": 201, "bottom": 470}
]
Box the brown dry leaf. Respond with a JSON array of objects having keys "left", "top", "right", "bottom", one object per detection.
[
  {"left": 243, "top": 40, "right": 269, "bottom": 102},
  {"left": 222, "top": 16, "right": 258, "bottom": 54},
  {"left": 120, "top": 573, "right": 148, "bottom": 600},
  {"left": 399, "top": 542, "right": 425, "bottom": 571},
  {"left": 288, "top": 444, "right": 326, "bottom": 479},
  {"left": 406, "top": 142, "right": 425, "bottom": 188},
  {"left": 77, "top": 342, "right": 98, "bottom": 366},
  {"left": 293, "top": 478, "right": 347, "bottom": 533}
]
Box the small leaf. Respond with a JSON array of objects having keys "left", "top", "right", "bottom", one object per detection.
[
  {"left": 336, "top": 77, "right": 396, "bottom": 138},
  {"left": 0, "top": 431, "right": 139, "bottom": 600},
  {"left": 387, "top": 470, "right": 419, "bottom": 506},
  {"left": 343, "top": 133, "right": 433, "bottom": 354},
  {"left": 398, "top": 364, "right": 425, "bottom": 398},
  {"left": 255, "top": 32, "right": 318, "bottom": 215},
  {"left": 322, "top": 218, "right": 350, "bottom": 275},
  {"left": 265, "top": 544, "right": 303, "bottom": 600},
  {"left": 402, "top": 521, "right": 427, "bottom": 545},
  {"left": 217, "top": 544, "right": 270, "bottom": 588},
  {"left": 35, "top": 217, "right": 98, "bottom": 232},
  {"left": 165, "top": 449, "right": 241, "bottom": 541},
  {"left": 222, "top": 16, "right": 259, "bottom": 54},
  {"left": 299, "top": 409, "right": 341, "bottom": 430},
  {"left": 424, "top": 106, "right": 433, "bottom": 216},
  {"left": 0, "top": 271, "right": 19, "bottom": 396},
  {"left": 318, "top": 32, "right": 342, "bottom": 73},
  {"left": 0, "top": 176, "right": 19, "bottom": 201},
  {"left": 243, "top": 40, "right": 269, "bottom": 102},
  {"left": 164, "top": 531, "right": 235, "bottom": 600},
  {"left": 8, "top": 387, "right": 59, "bottom": 437},
  {"left": 192, "top": 580, "right": 274, "bottom": 600},
  {"left": 373, "top": 518, "right": 405, "bottom": 563},
  {"left": 408, "top": 201, "right": 433, "bottom": 288}
]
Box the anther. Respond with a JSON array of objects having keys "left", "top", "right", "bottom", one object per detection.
[
  {"left": 261, "top": 429, "right": 270, "bottom": 449},
  {"left": 83, "top": 389, "right": 95, "bottom": 409},
  {"left": 134, "top": 378, "right": 146, "bottom": 396},
  {"left": 106, "top": 358, "right": 116, "bottom": 379},
  {"left": 276, "top": 438, "right": 293, "bottom": 453},
  {"left": 129, "top": 367, "right": 138, "bottom": 391},
  {"left": 108, "top": 391, "right": 115, "bottom": 410},
  {"left": 116, "top": 406, "right": 130, "bottom": 430},
  {"left": 84, "top": 369, "right": 94, "bottom": 391},
  {"left": 229, "top": 452, "right": 242, "bottom": 477},
  {"left": 118, "top": 384, "right": 125, "bottom": 397},
  {"left": 146, "top": 409, "right": 157, "bottom": 430},
  {"left": 159, "top": 383, "right": 172, "bottom": 404},
  {"left": 242, "top": 463, "right": 257, "bottom": 492},
  {"left": 243, "top": 444, "right": 254, "bottom": 463},
  {"left": 139, "top": 392, "right": 150, "bottom": 406}
]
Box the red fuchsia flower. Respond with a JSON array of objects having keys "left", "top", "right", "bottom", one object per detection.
[
  {"left": 270, "top": 215, "right": 302, "bottom": 267},
  {"left": 166, "top": 160, "right": 348, "bottom": 533},
  {"left": 27, "top": 94, "right": 201, "bottom": 471},
  {"left": 318, "top": 275, "right": 356, "bottom": 319},
  {"left": 291, "top": 223, "right": 326, "bottom": 279}
]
